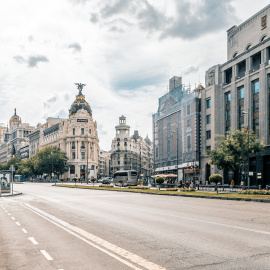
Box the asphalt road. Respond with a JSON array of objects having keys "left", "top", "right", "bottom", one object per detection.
[{"left": 1, "top": 183, "right": 270, "bottom": 270}]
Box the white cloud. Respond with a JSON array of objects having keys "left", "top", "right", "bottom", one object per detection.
[{"left": 0, "top": 0, "right": 269, "bottom": 151}]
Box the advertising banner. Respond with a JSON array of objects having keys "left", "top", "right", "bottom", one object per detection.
[{"left": 0, "top": 171, "right": 11, "bottom": 193}]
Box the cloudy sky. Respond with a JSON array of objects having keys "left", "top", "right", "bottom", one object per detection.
[{"left": 0, "top": 0, "right": 269, "bottom": 150}]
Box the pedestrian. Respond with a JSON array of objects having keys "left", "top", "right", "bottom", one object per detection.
[{"left": 230, "top": 179, "right": 234, "bottom": 191}]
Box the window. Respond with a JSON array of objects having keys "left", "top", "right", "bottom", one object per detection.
[
  {"left": 238, "top": 86, "right": 244, "bottom": 99},
  {"left": 187, "top": 135, "right": 191, "bottom": 149},
  {"left": 206, "top": 146, "right": 211, "bottom": 151},
  {"left": 206, "top": 98, "right": 211, "bottom": 109},
  {"left": 72, "top": 152, "right": 75, "bottom": 159},
  {"left": 81, "top": 152, "right": 85, "bottom": 160},
  {"left": 225, "top": 92, "right": 231, "bottom": 103},
  {"left": 73, "top": 128, "right": 75, "bottom": 135},
  {"left": 81, "top": 141, "right": 85, "bottom": 149},
  {"left": 89, "top": 129, "right": 91, "bottom": 134},
  {"left": 253, "top": 99, "right": 259, "bottom": 112},
  {"left": 187, "top": 119, "right": 191, "bottom": 127},
  {"left": 72, "top": 142, "right": 75, "bottom": 149},
  {"left": 155, "top": 146, "right": 158, "bottom": 158},
  {"left": 81, "top": 128, "right": 84, "bottom": 135},
  {"left": 206, "top": 130, "right": 211, "bottom": 140},
  {"left": 187, "top": 104, "right": 191, "bottom": 115},
  {"left": 206, "top": 114, "right": 211, "bottom": 124},
  {"left": 252, "top": 79, "right": 259, "bottom": 93}
]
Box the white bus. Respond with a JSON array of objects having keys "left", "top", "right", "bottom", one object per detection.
[{"left": 113, "top": 170, "right": 138, "bottom": 186}]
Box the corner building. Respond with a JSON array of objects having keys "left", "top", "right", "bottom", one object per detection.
[
  {"left": 201, "top": 5, "right": 270, "bottom": 186},
  {"left": 39, "top": 85, "right": 100, "bottom": 180}
]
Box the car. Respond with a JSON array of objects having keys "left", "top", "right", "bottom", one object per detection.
[{"left": 101, "top": 178, "right": 111, "bottom": 184}]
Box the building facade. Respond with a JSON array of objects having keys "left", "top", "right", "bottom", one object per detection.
[
  {"left": 98, "top": 150, "right": 111, "bottom": 178},
  {"left": 110, "top": 116, "right": 153, "bottom": 180},
  {"left": 201, "top": 5, "right": 270, "bottom": 186},
  {"left": 153, "top": 76, "right": 202, "bottom": 183},
  {"left": 39, "top": 84, "right": 100, "bottom": 180}
]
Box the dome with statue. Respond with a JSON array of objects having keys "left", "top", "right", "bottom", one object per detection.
[{"left": 69, "top": 83, "right": 92, "bottom": 116}]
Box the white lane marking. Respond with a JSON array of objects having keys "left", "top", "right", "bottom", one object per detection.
[
  {"left": 28, "top": 237, "right": 38, "bottom": 245},
  {"left": 5, "top": 210, "right": 8, "bottom": 213},
  {"left": 134, "top": 208, "right": 270, "bottom": 236},
  {"left": 22, "top": 203, "right": 166, "bottom": 270},
  {"left": 8, "top": 213, "right": 11, "bottom": 215},
  {"left": 11, "top": 217, "right": 15, "bottom": 220},
  {"left": 40, "top": 250, "right": 53, "bottom": 260},
  {"left": 22, "top": 228, "right": 28, "bottom": 233},
  {"left": 16, "top": 222, "right": 21, "bottom": 226}
]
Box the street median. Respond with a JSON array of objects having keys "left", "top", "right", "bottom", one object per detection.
[{"left": 54, "top": 184, "right": 270, "bottom": 203}]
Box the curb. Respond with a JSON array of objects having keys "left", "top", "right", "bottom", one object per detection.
[
  {"left": 54, "top": 185, "right": 270, "bottom": 203},
  {"left": 0, "top": 192, "right": 23, "bottom": 197}
]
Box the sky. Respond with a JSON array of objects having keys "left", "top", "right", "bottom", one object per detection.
[{"left": 0, "top": 0, "right": 269, "bottom": 151}]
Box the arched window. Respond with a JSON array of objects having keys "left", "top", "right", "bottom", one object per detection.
[
  {"left": 245, "top": 44, "right": 251, "bottom": 51},
  {"left": 232, "top": 52, "right": 238, "bottom": 58},
  {"left": 260, "top": 35, "right": 267, "bottom": 42}
]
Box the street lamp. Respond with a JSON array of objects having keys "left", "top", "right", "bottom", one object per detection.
[
  {"left": 172, "top": 127, "right": 179, "bottom": 183},
  {"left": 242, "top": 110, "right": 249, "bottom": 189}
]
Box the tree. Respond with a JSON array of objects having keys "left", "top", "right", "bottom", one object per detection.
[
  {"left": 155, "top": 177, "right": 165, "bottom": 190},
  {"left": 35, "top": 146, "right": 69, "bottom": 177},
  {"left": 206, "top": 130, "right": 264, "bottom": 182},
  {"left": 209, "top": 174, "right": 223, "bottom": 193}
]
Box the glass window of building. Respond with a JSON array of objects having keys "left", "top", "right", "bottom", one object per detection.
[
  {"left": 187, "top": 119, "right": 191, "bottom": 127},
  {"left": 81, "top": 152, "right": 85, "bottom": 160},
  {"left": 72, "top": 152, "right": 75, "bottom": 159},
  {"left": 206, "top": 98, "right": 211, "bottom": 109},
  {"left": 206, "top": 130, "right": 211, "bottom": 140},
  {"left": 187, "top": 104, "right": 191, "bottom": 115},
  {"left": 73, "top": 128, "right": 75, "bottom": 135},
  {"left": 81, "top": 128, "right": 84, "bottom": 135},
  {"left": 187, "top": 135, "right": 191, "bottom": 149},
  {"left": 252, "top": 79, "right": 259, "bottom": 93},
  {"left": 72, "top": 141, "right": 75, "bottom": 149},
  {"left": 206, "top": 114, "right": 211, "bottom": 124}
]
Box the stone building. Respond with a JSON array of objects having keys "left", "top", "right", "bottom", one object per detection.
[
  {"left": 110, "top": 116, "right": 153, "bottom": 179},
  {"left": 201, "top": 5, "right": 270, "bottom": 186},
  {"left": 39, "top": 84, "right": 100, "bottom": 180},
  {"left": 98, "top": 150, "right": 111, "bottom": 178},
  {"left": 0, "top": 125, "right": 7, "bottom": 145},
  {"left": 153, "top": 76, "right": 202, "bottom": 183}
]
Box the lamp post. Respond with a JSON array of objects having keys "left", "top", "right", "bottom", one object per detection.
[
  {"left": 242, "top": 110, "right": 250, "bottom": 189},
  {"left": 172, "top": 128, "right": 179, "bottom": 183}
]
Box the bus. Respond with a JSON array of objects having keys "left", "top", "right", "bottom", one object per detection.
[
  {"left": 14, "top": 175, "right": 25, "bottom": 182},
  {"left": 113, "top": 170, "right": 138, "bottom": 186}
]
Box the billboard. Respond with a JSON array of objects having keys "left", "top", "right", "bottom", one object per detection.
[{"left": 0, "top": 171, "right": 11, "bottom": 193}]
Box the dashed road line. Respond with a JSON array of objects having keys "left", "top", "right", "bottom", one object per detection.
[
  {"left": 40, "top": 250, "right": 53, "bottom": 261},
  {"left": 8, "top": 213, "right": 11, "bottom": 215},
  {"left": 28, "top": 237, "right": 38, "bottom": 245},
  {"left": 11, "top": 217, "right": 15, "bottom": 220},
  {"left": 22, "top": 228, "right": 28, "bottom": 233},
  {"left": 23, "top": 203, "right": 166, "bottom": 270}
]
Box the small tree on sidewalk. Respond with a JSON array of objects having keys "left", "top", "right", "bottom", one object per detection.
[
  {"left": 72, "top": 177, "right": 78, "bottom": 186},
  {"left": 91, "top": 178, "right": 96, "bottom": 186},
  {"left": 209, "top": 174, "right": 223, "bottom": 193},
  {"left": 155, "top": 177, "right": 165, "bottom": 190}
]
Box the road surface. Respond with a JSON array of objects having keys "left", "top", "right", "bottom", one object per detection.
[{"left": 1, "top": 183, "right": 270, "bottom": 269}]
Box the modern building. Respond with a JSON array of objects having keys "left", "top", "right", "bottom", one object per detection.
[
  {"left": 0, "top": 125, "right": 7, "bottom": 145},
  {"left": 201, "top": 5, "right": 270, "bottom": 186},
  {"left": 153, "top": 76, "right": 203, "bottom": 183}
]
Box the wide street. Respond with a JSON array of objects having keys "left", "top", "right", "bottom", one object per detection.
[{"left": 1, "top": 183, "right": 270, "bottom": 270}]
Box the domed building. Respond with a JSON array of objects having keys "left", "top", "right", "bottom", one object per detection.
[{"left": 39, "top": 83, "right": 100, "bottom": 180}]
